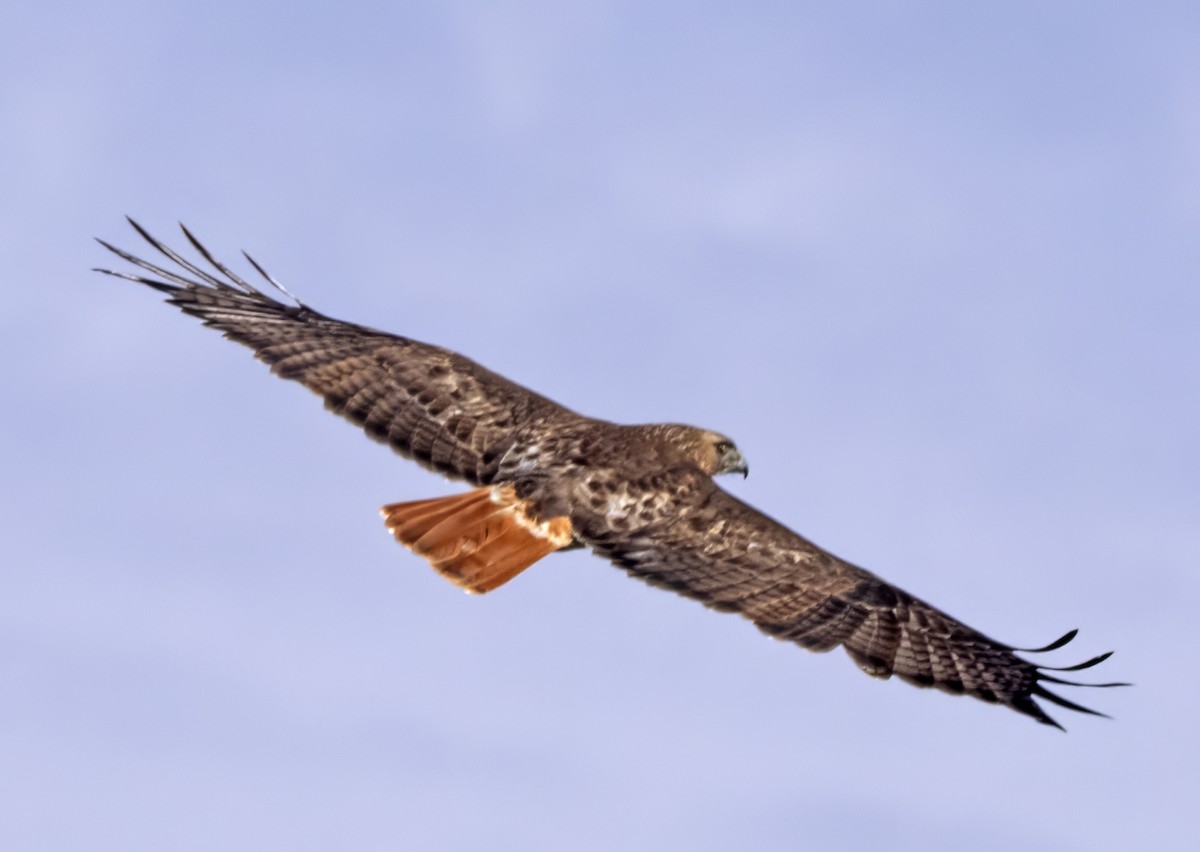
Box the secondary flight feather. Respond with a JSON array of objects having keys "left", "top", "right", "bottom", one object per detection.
[{"left": 96, "top": 218, "right": 1125, "bottom": 729}]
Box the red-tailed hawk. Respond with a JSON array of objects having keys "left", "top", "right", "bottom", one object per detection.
[{"left": 96, "top": 219, "right": 1124, "bottom": 729}]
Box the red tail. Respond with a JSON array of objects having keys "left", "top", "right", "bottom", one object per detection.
[{"left": 381, "top": 486, "right": 573, "bottom": 593}]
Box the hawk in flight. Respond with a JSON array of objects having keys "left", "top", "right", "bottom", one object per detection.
[{"left": 96, "top": 219, "right": 1124, "bottom": 729}]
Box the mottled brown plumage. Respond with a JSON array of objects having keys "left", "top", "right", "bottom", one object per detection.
[{"left": 96, "top": 219, "right": 1125, "bottom": 729}]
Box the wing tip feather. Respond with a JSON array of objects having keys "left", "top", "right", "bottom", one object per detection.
[{"left": 1014, "top": 630, "right": 1129, "bottom": 730}]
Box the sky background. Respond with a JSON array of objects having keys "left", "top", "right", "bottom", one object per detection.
[{"left": 3, "top": 2, "right": 1198, "bottom": 849}]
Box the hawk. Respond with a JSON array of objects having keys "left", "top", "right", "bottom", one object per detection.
[{"left": 96, "top": 219, "right": 1124, "bottom": 729}]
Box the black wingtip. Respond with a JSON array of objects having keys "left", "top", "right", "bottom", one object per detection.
[
  {"left": 999, "top": 627, "right": 1130, "bottom": 728},
  {"left": 125, "top": 215, "right": 154, "bottom": 244},
  {"left": 1033, "top": 684, "right": 1113, "bottom": 720},
  {"left": 1041, "top": 650, "right": 1113, "bottom": 672},
  {"left": 178, "top": 221, "right": 201, "bottom": 247},
  {"left": 95, "top": 217, "right": 313, "bottom": 310},
  {"left": 241, "top": 249, "right": 301, "bottom": 305},
  {"left": 1021, "top": 648, "right": 1130, "bottom": 729},
  {"left": 1040, "top": 674, "right": 1131, "bottom": 689},
  {"left": 1015, "top": 628, "right": 1079, "bottom": 654},
  {"left": 1012, "top": 694, "right": 1067, "bottom": 730}
]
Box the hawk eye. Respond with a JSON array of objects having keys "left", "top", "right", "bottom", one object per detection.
[{"left": 715, "top": 441, "right": 732, "bottom": 454}]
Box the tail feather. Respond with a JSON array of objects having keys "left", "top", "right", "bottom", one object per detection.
[
  {"left": 381, "top": 486, "right": 573, "bottom": 593},
  {"left": 442, "top": 523, "right": 562, "bottom": 593},
  {"left": 416, "top": 494, "right": 513, "bottom": 557},
  {"left": 384, "top": 490, "right": 500, "bottom": 555}
]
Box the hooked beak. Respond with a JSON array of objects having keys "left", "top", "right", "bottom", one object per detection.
[{"left": 725, "top": 450, "right": 749, "bottom": 479}]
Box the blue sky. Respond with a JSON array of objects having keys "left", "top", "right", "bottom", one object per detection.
[{"left": 3, "top": 2, "right": 1197, "bottom": 849}]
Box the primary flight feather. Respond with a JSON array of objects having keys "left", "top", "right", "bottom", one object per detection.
[{"left": 96, "top": 218, "right": 1124, "bottom": 729}]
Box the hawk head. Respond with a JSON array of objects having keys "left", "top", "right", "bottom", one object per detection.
[
  {"left": 625, "top": 424, "right": 749, "bottom": 479},
  {"left": 707, "top": 431, "right": 749, "bottom": 478}
]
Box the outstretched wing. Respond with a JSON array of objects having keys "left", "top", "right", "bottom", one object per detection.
[
  {"left": 95, "top": 219, "right": 581, "bottom": 485},
  {"left": 578, "top": 470, "right": 1123, "bottom": 728}
]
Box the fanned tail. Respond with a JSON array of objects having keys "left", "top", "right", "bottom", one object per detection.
[{"left": 382, "top": 486, "right": 573, "bottom": 593}]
